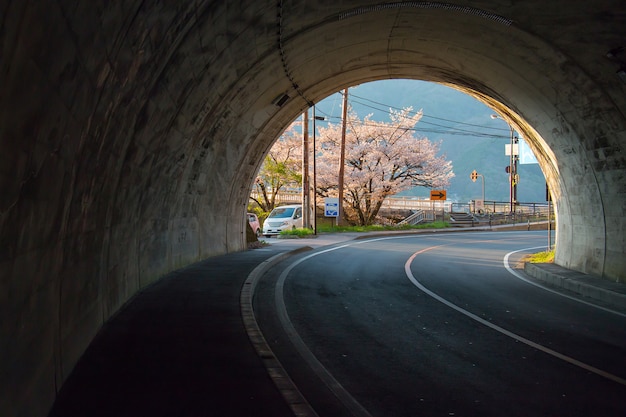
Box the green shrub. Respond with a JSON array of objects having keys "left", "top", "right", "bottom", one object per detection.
[{"left": 280, "top": 227, "right": 315, "bottom": 237}]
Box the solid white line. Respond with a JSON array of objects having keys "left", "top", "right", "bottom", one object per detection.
[
  {"left": 404, "top": 249, "right": 626, "bottom": 386},
  {"left": 271, "top": 232, "right": 626, "bottom": 415},
  {"left": 503, "top": 247, "right": 626, "bottom": 318},
  {"left": 275, "top": 246, "right": 374, "bottom": 417},
  {"left": 268, "top": 232, "right": 530, "bottom": 416}
]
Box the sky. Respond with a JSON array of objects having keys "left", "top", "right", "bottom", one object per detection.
[{"left": 308, "top": 79, "right": 546, "bottom": 203}]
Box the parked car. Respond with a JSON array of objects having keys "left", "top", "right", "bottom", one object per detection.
[
  {"left": 247, "top": 212, "right": 261, "bottom": 237},
  {"left": 262, "top": 204, "right": 303, "bottom": 237}
]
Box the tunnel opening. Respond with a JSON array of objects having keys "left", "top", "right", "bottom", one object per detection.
[{"left": 248, "top": 79, "right": 553, "bottom": 234}]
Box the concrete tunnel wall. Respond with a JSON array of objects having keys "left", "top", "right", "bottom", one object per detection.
[{"left": 0, "top": 1, "right": 625, "bottom": 415}]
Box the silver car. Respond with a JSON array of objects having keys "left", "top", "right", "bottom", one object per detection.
[{"left": 262, "top": 205, "right": 303, "bottom": 237}]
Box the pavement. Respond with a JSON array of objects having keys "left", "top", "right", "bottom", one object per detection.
[{"left": 47, "top": 229, "right": 626, "bottom": 417}]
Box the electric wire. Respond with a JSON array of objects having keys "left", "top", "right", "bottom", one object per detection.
[{"left": 313, "top": 91, "right": 512, "bottom": 140}]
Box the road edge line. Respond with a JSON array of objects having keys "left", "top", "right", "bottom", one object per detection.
[{"left": 240, "top": 247, "right": 320, "bottom": 417}]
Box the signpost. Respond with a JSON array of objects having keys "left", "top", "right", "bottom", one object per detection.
[
  {"left": 324, "top": 197, "right": 339, "bottom": 226},
  {"left": 324, "top": 198, "right": 339, "bottom": 217},
  {"left": 430, "top": 190, "right": 447, "bottom": 200},
  {"left": 429, "top": 190, "right": 446, "bottom": 222}
]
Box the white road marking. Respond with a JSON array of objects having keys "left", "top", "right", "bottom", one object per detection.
[
  {"left": 275, "top": 245, "right": 374, "bottom": 417},
  {"left": 503, "top": 247, "right": 626, "bottom": 318},
  {"left": 404, "top": 247, "right": 626, "bottom": 386},
  {"left": 270, "top": 232, "right": 626, "bottom": 416}
]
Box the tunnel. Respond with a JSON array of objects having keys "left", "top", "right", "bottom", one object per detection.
[{"left": 1, "top": 1, "right": 625, "bottom": 415}]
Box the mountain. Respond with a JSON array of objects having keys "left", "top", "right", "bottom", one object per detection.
[{"left": 315, "top": 80, "right": 547, "bottom": 203}]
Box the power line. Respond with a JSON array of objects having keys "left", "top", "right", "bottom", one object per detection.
[
  {"left": 349, "top": 93, "right": 508, "bottom": 132},
  {"left": 314, "top": 93, "right": 508, "bottom": 140}
]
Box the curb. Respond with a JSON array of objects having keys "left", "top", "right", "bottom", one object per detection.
[
  {"left": 240, "top": 247, "right": 320, "bottom": 417},
  {"left": 524, "top": 262, "right": 626, "bottom": 310}
]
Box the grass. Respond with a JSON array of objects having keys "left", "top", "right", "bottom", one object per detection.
[
  {"left": 317, "top": 221, "right": 449, "bottom": 233},
  {"left": 524, "top": 249, "right": 555, "bottom": 263}
]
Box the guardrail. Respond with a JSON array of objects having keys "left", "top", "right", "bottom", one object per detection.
[
  {"left": 454, "top": 201, "right": 552, "bottom": 216},
  {"left": 380, "top": 197, "right": 452, "bottom": 211},
  {"left": 251, "top": 191, "right": 452, "bottom": 210},
  {"left": 250, "top": 192, "right": 552, "bottom": 220}
]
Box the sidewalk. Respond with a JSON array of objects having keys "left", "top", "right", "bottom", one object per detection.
[{"left": 48, "top": 247, "right": 299, "bottom": 417}]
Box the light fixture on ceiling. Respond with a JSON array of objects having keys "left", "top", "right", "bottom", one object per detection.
[{"left": 272, "top": 93, "right": 290, "bottom": 107}]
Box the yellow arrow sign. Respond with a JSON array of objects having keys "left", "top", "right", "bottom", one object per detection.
[{"left": 430, "top": 190, "right": 447, "bottom": 200}]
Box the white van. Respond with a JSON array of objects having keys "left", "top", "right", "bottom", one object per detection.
[{"left": 262, "top": 204, "right": 303, "bottom": 237}]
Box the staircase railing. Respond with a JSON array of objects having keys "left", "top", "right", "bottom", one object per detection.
[{"left": 398, "top": 209, "right": 425, "bottom": 225}]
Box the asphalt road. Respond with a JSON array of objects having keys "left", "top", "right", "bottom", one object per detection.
[{"left": 255, "top": 231, "right": 626, "bottom": 417}]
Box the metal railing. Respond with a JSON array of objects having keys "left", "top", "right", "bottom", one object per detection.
[
  {"left": 250, "top": 191, "right": 553, "bottom": 224},
  {"left": 251, "top": 191, "right": 451, "bottom": 210},
  {"left": 380, "top": 197, "right": 452, "bottom": 211},
  {"left": 454, "top": 200, "right": 552, "bottom": 216},
  {"left": 398, "top": 209, "right": 425, "bottom": 225}
]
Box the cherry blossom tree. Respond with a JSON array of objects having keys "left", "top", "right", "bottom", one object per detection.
[
  {"left": 250, "top": 120, "right": 302, "bottom": 213},
  {"left": 316, "top": 107, "right": 454, "bottom": 225}
]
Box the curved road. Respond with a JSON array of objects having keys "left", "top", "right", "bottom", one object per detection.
[{"left": 255, "top": 231, "right": 626, "bottom": 417}]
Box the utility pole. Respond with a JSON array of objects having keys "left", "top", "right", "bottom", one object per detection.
[
  {"left": 512, "top": 136, "right": 519, "bottom": 212},
  {"left": 313, "top": 108, "right": 325, "bottom": 235},
  {"left": 337, "top": 88, "right": 348, "bottom": 226},
  {"left": 490, "top": 114, "right": 518, "bottom": 216},
  {"left": 302, "top": 110, "right": 309, "bottom": 229},
  {"left": 546, "top": 182, "right": 552, "bottom": 250}
]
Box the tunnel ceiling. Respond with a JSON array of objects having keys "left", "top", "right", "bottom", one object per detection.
[{"left": 1, "top": 1, "right": 625, "bottom": 416}]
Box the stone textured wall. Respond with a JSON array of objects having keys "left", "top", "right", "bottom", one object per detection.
[{"left": 0, "top": 1, "right": 624, "bottom": 416}]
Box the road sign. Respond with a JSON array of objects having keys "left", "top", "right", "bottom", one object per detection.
[
  {"left": 324, "top": 198, "right": 339, "bottom": 217},
  {"left": 470, "top": 170, "right": 478, "bottom": 182},
  {"left": 505, "top": 143, "right": 519, "bottom": 156},
  {"left": 430, "top": 190, "right": 447, "bottom": 200}
]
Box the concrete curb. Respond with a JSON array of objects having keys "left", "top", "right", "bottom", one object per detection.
[
  {"left": 524, "top": 262, "right": 626, "bottom": 310},
  {"left": 240, "top": 247, "right": 320, "bottom": 417}
]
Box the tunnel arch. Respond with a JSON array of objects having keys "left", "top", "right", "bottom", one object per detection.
[
  {"left": 235, "top": 4, "right": 621, "bottom": 279},
  {"left": 1, "top": 1, "right": 625, "bottom": 416}
]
